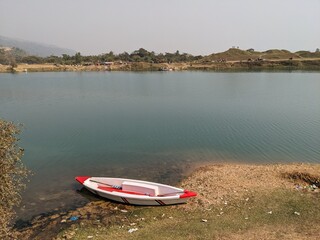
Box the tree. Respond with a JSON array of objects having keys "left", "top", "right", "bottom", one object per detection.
[
  {"left": 21, "top": 55, "right": 43, "bottom": 64},
  {"left": 118, "top": 52, "right": 130, "bottom": 62},
  {"left": 62, "top": 54, "right": 71, "bottom": 64},
  {"left": 0, "top": 120, "right": 29, "bottom": 238},
  {"left": 7, "top": 54, "right": 17, "bottom": 72},
  {"left": 74, "top": 52, "right": 82, "bottom": 64},
  {"left": 316, "top": 48, "right": 320, "bottom": 53}
]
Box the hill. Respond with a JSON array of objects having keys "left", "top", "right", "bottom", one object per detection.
[
  {"left": 0, "top": 35, "right": 76, "bottom": 57},
  {"left": 203, "top": 48, "right": 259, "bottom": 62},
  {"left": 201, "top": 48, "right": 304, "bottom": 62},
  {"left": 295, "top": 50, "right": 320, "bottom": 58}
]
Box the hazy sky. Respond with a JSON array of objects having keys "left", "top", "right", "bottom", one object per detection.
[{"left": 1, "top": 0, "right": 319, "bottom": 55}]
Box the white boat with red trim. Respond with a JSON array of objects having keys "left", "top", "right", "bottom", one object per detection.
[{"left": 75, "top": 176, "right": 197, "bottom": 206}]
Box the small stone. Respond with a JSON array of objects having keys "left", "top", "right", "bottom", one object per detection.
[
  {"left": 87, "top": 236, "right": 93, "bottom": 239},
  {"left": 128, "top": 228, "right": 138, "bottom": 233},
  {"left": 267, "top": 211, "right": 272, "bottom": 214},
  {"left": 201, "top": 219, "right": 208, "bottom": 222},
  {"left": 61, "top": 219, "right": 67, "bottom": 223},
  {"left": 294, "top": 211, "right": 300, "bottom": 216},
  {"left": 245, "top": 217, "right": 248, "bottom": 220},
  {"left": 120, "top": 209, "right": 128, "bottom": 213},
  {"left": 168, "top": 216, "right": 173, "bottom": 219},
  {"left": 245, "top": 198, "right": 249, "bottom": 202},
  {"left": 50, "top": 214, "right": 60, "bottom": 220}
]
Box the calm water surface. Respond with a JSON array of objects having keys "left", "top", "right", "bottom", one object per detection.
[{"left": 1, "top": 71, "right": 320, "bottom": 219}]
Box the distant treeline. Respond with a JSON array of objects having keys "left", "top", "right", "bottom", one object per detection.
[
  {"left": 1, "top": 47, "right": 320, "bottom": 67},
  {"left": 0, "top": 47, "right": 202, "bottom": 66}
]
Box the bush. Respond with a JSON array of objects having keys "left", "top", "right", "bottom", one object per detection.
[{"left": 0, "top": 120, "right": 29, "bottom": 238}]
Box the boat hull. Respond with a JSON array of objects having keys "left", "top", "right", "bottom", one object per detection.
[{"left": 76, "top": 176, "right": 196, "bottom": 206}]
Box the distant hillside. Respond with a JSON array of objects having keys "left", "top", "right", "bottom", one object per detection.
[
  {"left": 0, "top": 35, "right": 76, "bottom": 57},
  {"left": 202, "top": 48, "right": 304, "bottom": 62},
  {"left": 204, "top": 48, "right": 258, "bottom": 61},
  {"left": 295, "top": 50, "right": 320, "bottom": 58},
  {"left": 261, "top": 49, "right": 301, "bottom": 60}
]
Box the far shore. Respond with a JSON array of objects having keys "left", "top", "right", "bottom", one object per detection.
[
  {"left": 1, "top": 58, "right": 320, "bottom": 74},
  {"left": 14, "top": 162, "right": 320, "bottom": 240}
]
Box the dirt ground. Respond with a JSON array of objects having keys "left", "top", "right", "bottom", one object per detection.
[
  {"left": 14, "top": 163, "right": 320, "bottom": 239},
  {"left": 181, "top": 163, "right": 320, "bottom": 208}
]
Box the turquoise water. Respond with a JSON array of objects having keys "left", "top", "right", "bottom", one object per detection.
[{"left": 1, "top": 71, "right": 320, "bottom": 219}]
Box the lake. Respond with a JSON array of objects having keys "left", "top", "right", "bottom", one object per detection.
[{"left": 1, "top": 71, "right": 320, "bottom": 220}]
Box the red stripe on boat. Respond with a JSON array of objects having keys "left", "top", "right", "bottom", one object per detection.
[
  {"left": 97, "top": 186, "right": 146, "bottom": 195},
  {"left": 179, "top": 190, "right": 197, "bottom": 199},
  {"left": 155, "top": 200, "right": 166, "bottom": 205},
  {"left": 121, "top": 197, "right": 130, "bottom": 204},
  {"left": 75, "top": 176, "right": 90, "bottom": 184}
]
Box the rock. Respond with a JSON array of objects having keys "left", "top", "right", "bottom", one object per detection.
[
  {"left": 50, "top": 214, "right": 60, "bottom": 220},
  {"left": 128, "top": 228, "right": 138, "bottom": 233}
]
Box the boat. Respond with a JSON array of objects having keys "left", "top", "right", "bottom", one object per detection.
[{"left": 75, "top": 176, "right": 197, "bottom": 205}]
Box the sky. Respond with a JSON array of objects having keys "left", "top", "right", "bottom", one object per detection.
[{"left": 0, "top": 0, "right": 319, "bottom": 55}]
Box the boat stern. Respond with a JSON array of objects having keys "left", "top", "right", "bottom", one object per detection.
[{"left": 75, "top": 176, "right": 90, "bottom": 185}]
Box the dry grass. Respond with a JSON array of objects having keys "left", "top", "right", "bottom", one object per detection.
[{"left": 180, "top": 163, "right": 320, "bottom": 209}]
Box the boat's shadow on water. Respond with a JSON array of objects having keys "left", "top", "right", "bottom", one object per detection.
[
  {"left": 76, "top": 187, "right": 124, "bottom": 205},
  {"left": 76, "top": 187, "right": 103, "bottom": 201}
]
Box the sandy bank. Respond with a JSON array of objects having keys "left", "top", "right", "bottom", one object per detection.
[{"left": 1, "top": 58, "right": 320, "bottom": 74}]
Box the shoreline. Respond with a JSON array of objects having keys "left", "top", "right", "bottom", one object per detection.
[
  {"left": 1, "top": 58, "right": 320, "bottom": 73},
  {"left": 14, "top": 162, "right": 320, "bottom": 239}
]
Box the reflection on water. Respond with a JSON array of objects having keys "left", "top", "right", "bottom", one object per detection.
[{"left": 1, "top": 71, "right": 320, "bottom": 220}]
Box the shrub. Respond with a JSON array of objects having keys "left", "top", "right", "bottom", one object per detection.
[{"left": 0, "top": 119, "right": 29, "bottom": 238}]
